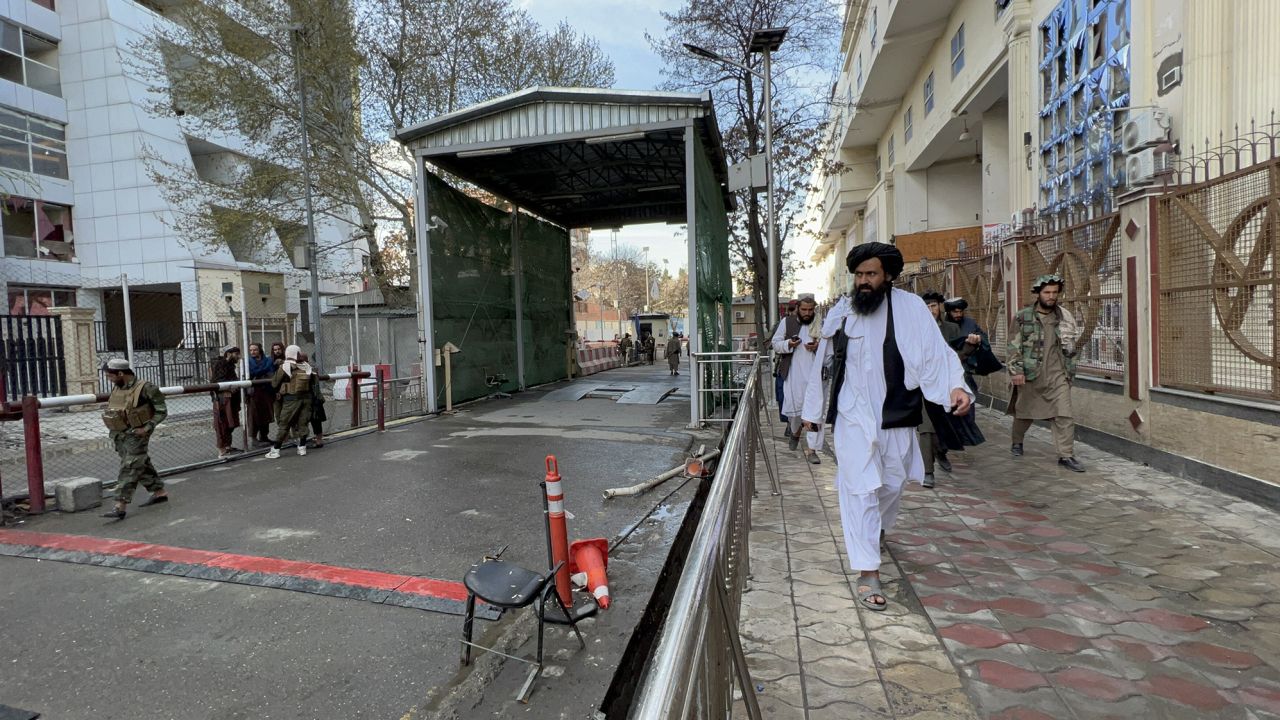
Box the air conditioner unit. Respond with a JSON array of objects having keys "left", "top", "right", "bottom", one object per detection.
[
  {"left": 1125, "top": 147, "right": 1172, "bottom": 185},
  {"left": 734, "top": 310, "right": 745, "bottom": 320},
  {"left": 1122, "top": 108, "right": 1170, "bottom": 153}
]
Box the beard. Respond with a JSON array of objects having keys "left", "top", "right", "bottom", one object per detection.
[
  {"left": 798, "top": 314, "right": 815, "bottom": 325},
  {"left": 1037, "top": 298, "right": 1058, "bottom": 310},
  {"left": 852, "top": 283, "right": 890, "bottom": 315}
]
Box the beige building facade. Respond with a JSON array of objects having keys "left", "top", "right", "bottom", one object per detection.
[
  {"left": 798, "top": 0, "right": 1280, "bottom": 302},
  {"left": 795, "top": 0, "right": 1280, "bottom": 503}
]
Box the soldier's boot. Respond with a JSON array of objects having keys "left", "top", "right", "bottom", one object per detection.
[
  {"left": 139, "top": 493, "right": 169, "bottom": 507},
  {"left": 101, "top": 502, "right": 127, "bottom": 520}
]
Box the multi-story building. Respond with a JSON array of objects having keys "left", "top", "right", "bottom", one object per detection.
[
  {"left": 1, "top": 0, "right": 360, "bottom": 372},
  {"left": 798, "top": 0, "right": 1280, "bottom": 300}
]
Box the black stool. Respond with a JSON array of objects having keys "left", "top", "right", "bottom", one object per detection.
[{"left": 459, "top": 559, "right": 586, "bottom": 701}]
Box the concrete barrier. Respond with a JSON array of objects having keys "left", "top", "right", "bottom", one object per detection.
[{"left": 576, "top": 347, "right": 621, "bottom": 377}]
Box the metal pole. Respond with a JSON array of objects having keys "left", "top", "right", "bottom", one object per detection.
[
  {"left": 511, "top": 206, "right": 526, "bottom": 389},
  {"left": 289, "top": 25, "right": 323, "bottom": 364},
  {"left": 238, "top": 282, "right": 251, "bottom": 449},
  {"left": 414, "top": 154, "right": 438, "bottom": 414},
  {"left": 763, "top": 48, "right": 778, "bottom": 331},
  {"left": 22, "top": 395, "right": 45, "bottom": 514},
  {"left": 353, "top": 294, "right": 361, "bottom": 367},
  {"left": 121, "top": 273, "right": 134, "bottom": 367}
]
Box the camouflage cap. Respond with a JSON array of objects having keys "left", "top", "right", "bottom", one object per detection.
[{"left": 1031, "top": 273, "right": 1065, "bottom": 292}]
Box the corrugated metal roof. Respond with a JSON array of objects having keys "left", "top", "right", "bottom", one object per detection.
[
  {"left": 393, "top": 86, "right": 734, "bottom": 228},
  {"left": 395, "top": 87, "right": 712, "bottom": 150}
]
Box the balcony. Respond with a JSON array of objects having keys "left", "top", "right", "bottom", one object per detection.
[
  {"left": 818, "top": 152, "right": 878, "bottom": 235},
  {"left": 833, "top": 0, "right": 960, "bottom": 150}
]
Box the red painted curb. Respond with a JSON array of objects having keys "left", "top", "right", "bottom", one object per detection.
[{"left": 0, "top": 528, "right": 469, "bottom": 602}]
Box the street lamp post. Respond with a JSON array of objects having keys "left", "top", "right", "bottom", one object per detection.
[
  {"left": 284, "top": 22, "right": 323, "bottom": 362},
  {"left": 643, "top": 245, "right": 651, "bottom": 311},
  {"left": 684, "top": 27, "right": 788, "bottom": 330}
]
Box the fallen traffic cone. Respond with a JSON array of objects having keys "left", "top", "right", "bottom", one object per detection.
[{"left": 569, "top": 538, "right": 610, "bottom": 609}]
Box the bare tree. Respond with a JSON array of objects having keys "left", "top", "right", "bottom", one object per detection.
[
  {"left": 134, "top": 0, "right": 615, "bottom": 307},
  {"left": 648, "top": 0, "right": 839, "bottom": 339}
]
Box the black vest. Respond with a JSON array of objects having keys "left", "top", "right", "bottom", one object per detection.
[{"left": 825, "top": 291, "right": 923, "bottom": 428}]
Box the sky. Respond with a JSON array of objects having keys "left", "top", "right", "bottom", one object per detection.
[{"left": 519, "top": 0, "right": 695, "bottom": 274}]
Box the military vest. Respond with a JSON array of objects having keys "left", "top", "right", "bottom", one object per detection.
[
  {"left": 102, "top": 381, "right": 153, "bottom": 431},
  {"left": 279, "top": 371, "right": 312, "bottom": 396}
]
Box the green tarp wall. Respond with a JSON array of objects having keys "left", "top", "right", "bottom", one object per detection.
[
  {"left": 425, "top": 171, "right": 572, "bottom": 405},
  {"left": 692, "top": 133, "right": 734, "bottom": 391}
]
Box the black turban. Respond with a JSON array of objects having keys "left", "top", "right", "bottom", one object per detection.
[
  {"left": 921, "top": 291, "right": 946, "bottom": 305},
  {"left": 944, "top": 297, "right": 968, "bottom": 311},
  {"left": 846, "top": 242, "right": 904, "bottom": 279}
]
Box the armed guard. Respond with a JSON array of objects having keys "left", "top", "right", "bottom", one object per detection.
[{"left": 100, "top": 358, "right": 169, "bottom": 520}]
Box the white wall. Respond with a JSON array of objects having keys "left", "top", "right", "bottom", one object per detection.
[
  {"left": 981, "top": 106, "right": 1010, "bottom": 224},
  {"left": 925, "top": 161, "right": 982, "bottom": 230}
]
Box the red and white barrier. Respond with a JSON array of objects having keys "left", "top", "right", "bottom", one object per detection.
[{"left": 576, "top": 347, "right": 621, "bottom": 376}]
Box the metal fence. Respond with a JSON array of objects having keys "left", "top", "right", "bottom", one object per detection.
[
  {"left": 954, "top": 252, "right": 1007, "bottom": 360},
  {"left": 899, "top": 267, "right": 948, "bottom": 295},
  {"left": 630, "top": 357, "right": 767, "bottom": 719},
  {"left": 1019, "top": 213, "right": 1125, "bottom": 377},
  {"left": 691, "top": 351, "right": 758, "bottom": 423},
  {"left": 1156, "top": 157, "right": 1279, "bottom": 400},
  {"left": 0, "top": 372, "right": 392, "bottom": 503},
  {"left": 1, "top": 314, "right": 66, "bottom": 402}
]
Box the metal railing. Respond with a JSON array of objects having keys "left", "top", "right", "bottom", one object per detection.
[
  {"left": 691, "top": 351, "right": 760, "bottom": 424},
  {"left": 630, "top": 357, "right": 774, "bottom": 719},
  {"left": 1, "top": 371, "right": 382, "bottom": 508}
]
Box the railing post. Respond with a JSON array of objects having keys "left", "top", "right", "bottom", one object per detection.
[
  {"left": 350, "top": 371, "right": 362, "bottom": 428},
  {"left": 375, "top": 367, "right": 386, "bottom": 431},
  {"left": 22, "top": 395, "right": 45, "bottom": 514}
]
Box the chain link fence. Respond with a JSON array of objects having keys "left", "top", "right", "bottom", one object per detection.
[
  {"left": 1018, "top": 214, "right": 1124, "bottom": 377},
  {"left": 1156, "top": 157, "right": 1279, "bottom": 400}
]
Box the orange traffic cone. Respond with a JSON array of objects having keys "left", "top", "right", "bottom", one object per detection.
[{"left": 569, "top": 538, "right": 611, "bottom": 609}]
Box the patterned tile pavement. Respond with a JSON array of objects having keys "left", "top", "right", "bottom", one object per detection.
[{"left": 738, "top": 408, "right": 1280, "bottom": 719}]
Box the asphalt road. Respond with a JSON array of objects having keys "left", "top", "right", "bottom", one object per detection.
[{"left": 0, "top": 364, "right": 699, "bottom": 719}]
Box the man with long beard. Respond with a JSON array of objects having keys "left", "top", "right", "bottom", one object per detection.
[
  {"left": 1008, "top": 274, "right": 1085, "bottom": 472},
  {"left": 770, "top": 294, "right": 824, "bottom": 464},
  {"left": 800, "top": 243, "right": 971, "bottom": 611}
]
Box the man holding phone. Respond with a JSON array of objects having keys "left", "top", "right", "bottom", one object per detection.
[{"left": 771, "top": 294, "right": 825, "bottom": 464}]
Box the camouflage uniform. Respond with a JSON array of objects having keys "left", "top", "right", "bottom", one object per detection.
[
  {"left": 271, "top": 366, "right": 313, "bottom": 444},
  {"left": 103, "top": 378, "right": 168, "bottom": 503}
]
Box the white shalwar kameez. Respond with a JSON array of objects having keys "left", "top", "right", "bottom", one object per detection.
[
  {"left": 801, "top": 290, "right": 970, "bottom": 572},
  {"left": 771, "top": 318, "right": 826, "bottom": 451}
]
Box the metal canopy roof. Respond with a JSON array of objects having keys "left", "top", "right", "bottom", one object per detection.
[{"left": 394, "top": 87, "right": 735, "bottom": 229}]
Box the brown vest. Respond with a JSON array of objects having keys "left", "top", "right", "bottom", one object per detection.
[{"left": 102, "top": 380, "right": 153, "bottom": 431}]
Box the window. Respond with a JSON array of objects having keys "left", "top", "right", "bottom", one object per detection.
[
  {"left": 0, "top": 21, "right": 59, "bottom": 96},
  {"left": 7, "top": 285, "right": 75, "bottom": 315},
  {"left": 870, "top": 7, "right": 878, "bottom": 49},
  {"left": 856, "top": 53, "right": 863, "bottom": 90},
  {"left": 923, "top": 71, "right": 935, "bottom": 115},
  {"left": 258, "top": 282, "right": 271, "bottom": 295},
  {"left": 904, "top": 106, "right": 913, "bottom": 142},
  {"left": 221, "top": 282, "right": 234, "bottom": 294},
  {"left": 951, "top": 24, "right": 966, "bottom": 77},
  {"left": 31, "top": 0, "right": 55, "bottom": 9},
  {"left": 2, "top": 196, "right": 73, "bottom": 260},
  {"left": 887, "top": 135, "right": 895, "bottom": 165},
  {"left": 875, "top": 154, "right": 881, "bottom": 183},
  {"left": 0, "top": 108, "right": 67, "bottom": 178}
]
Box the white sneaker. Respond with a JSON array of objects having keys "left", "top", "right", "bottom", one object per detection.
[
  {"left": 265, "top": 448, "right": 280, "bottom": 459},
  {"left": 297, "top": 444, "right": 307, "bottom": 456}
]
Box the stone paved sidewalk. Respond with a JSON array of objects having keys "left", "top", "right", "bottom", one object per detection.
[{"left": 738, "top": 408, "right": 1280, "bottom": 719}]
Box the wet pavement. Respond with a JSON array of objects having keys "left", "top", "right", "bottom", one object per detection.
[{"left": 740, "top": 408, "right": 1280, "bottom": 719}]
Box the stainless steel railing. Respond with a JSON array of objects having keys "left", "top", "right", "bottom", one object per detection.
[
  {"left": 629, "top": 357, "right": 777, "bottom": 720},
  {"left": 690, "top": 351, "right": 761, "bottom": 424}
]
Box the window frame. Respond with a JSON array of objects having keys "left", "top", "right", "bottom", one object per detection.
[
  {"left": 904, "top": 106, "right": 914, "bottom": 143},
  {"left": 0, "top": 20, "right": 60, "bottom": 97},
  {"left": 0, "top": 108, "right": 67, "bottom": 178},
  {"left": 923, "top": 71, "right": 935, "bottom": 115},
  {"left": 951, "top": 24, "right": 966, "bottom": 77}
]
